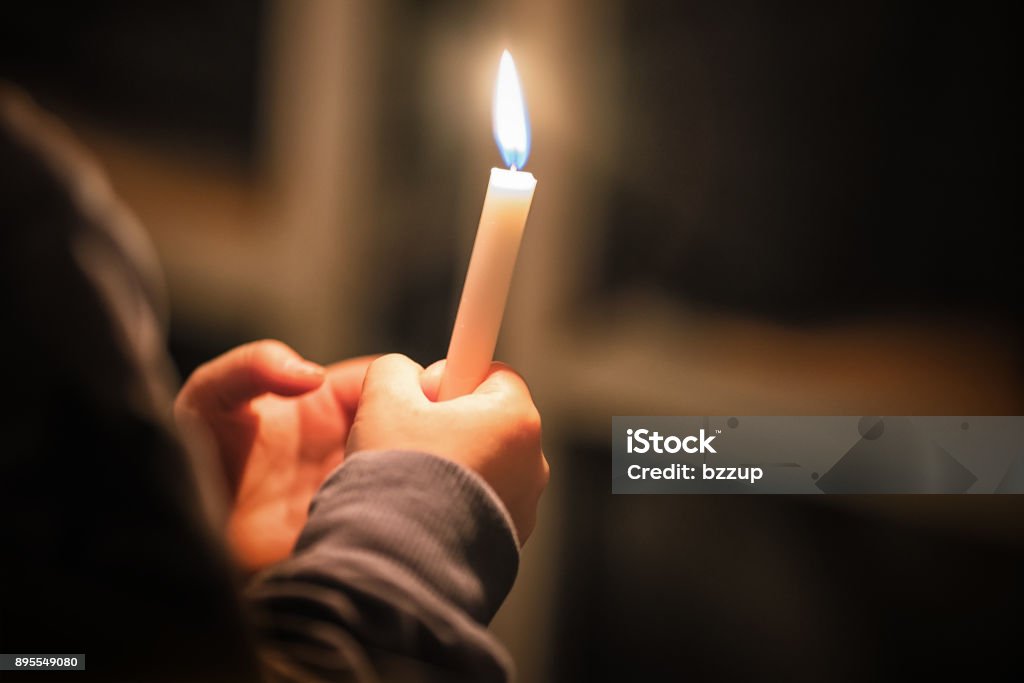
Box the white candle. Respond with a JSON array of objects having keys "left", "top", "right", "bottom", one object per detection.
[{"left": 438, "top": 51, "right": 537, "bottom": 400}]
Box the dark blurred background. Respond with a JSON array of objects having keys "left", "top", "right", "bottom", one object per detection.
[{"left": 2, "top": 1, "right": 1023, "bottom": 680}]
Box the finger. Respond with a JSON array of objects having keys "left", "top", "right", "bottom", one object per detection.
[
  {"left": 325, "top": 354, "right": 380, "bottom": 417},
  {"left": 472, "top": 362, "right": 533, "bottom": 401},
  {"left": 420, "top": 359, "right": 446, "bottom": 402},
  {"left": 360, "top": 354, "right": 426, "bottom": 405},
  {"left": 184, "top": 339, "right": 325, "bottom": 412}
]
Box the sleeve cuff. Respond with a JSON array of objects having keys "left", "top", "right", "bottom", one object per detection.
[{"left": 292, "top": 449, "right": 520, "bottom": 624}]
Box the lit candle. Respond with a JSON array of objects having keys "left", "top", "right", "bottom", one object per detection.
[{"left": 438, "top": 50, "right": 537, "bottom": 400}]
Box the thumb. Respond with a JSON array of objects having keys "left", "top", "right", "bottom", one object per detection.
[
  {"left": 360, "top": 354, "right": 426, "bottom": 406},
  {"left": 420, "top": 359, "right": 446, "bottom": 402},
  {"left": 182, "top": 339, "right": 325, "bottom": 413}
]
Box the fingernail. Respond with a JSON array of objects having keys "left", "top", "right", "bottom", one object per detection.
[{"left": 285, "top": 358, "right": 326, "bottom": 378}]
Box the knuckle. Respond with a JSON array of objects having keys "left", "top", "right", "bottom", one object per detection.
[
  {"left": 518, "top": 404, "right": 542, "bottom": 436},
  {"left": 502, "top": 402, "right": 542, "bottom": 448},
  {"left": 365, "top": 354, "right": 400, "bottom": 383},
  {"left": 364, "top": 354, "right": 421, "bottom": 402},
  {"left": 371, "top": 353, "right": 408, "bottom": 371},
  {"left": 249, "top": 338, "right": 288, "bottom": 362},
  {"left": 365, "top": 354, "right": 395, "bottom": 378}
]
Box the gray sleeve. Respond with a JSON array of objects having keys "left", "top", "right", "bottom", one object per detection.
[{"left": 247, "top": 450, "right": 521, "bottom": 683}]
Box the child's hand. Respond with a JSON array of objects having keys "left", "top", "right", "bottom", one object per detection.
[
  {"left": 347, "top": 354, "right": 549, "bottom": 543},
  {"left": 175, "top": 340, "right": 376, "bottom": 570}
]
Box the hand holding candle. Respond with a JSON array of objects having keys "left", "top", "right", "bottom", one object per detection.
[{"left": 438, "top": 50, "right": 537, "bottom": 400}]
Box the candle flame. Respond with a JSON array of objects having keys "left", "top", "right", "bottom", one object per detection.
[{"left": 493, "top": 50, "right": 530, "bottom": 170}]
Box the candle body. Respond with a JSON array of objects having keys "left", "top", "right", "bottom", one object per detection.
[{"left": 439, "top": 168, "right": 536, "bottom": 400}]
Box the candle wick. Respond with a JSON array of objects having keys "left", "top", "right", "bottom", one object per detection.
[{"left": 510, "top": 164, "right": 518, "bottom": 172}]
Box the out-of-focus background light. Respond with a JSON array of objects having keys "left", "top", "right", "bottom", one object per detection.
[{"left": 2, "top": 2, "right": 1022, "bottom": 680}]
